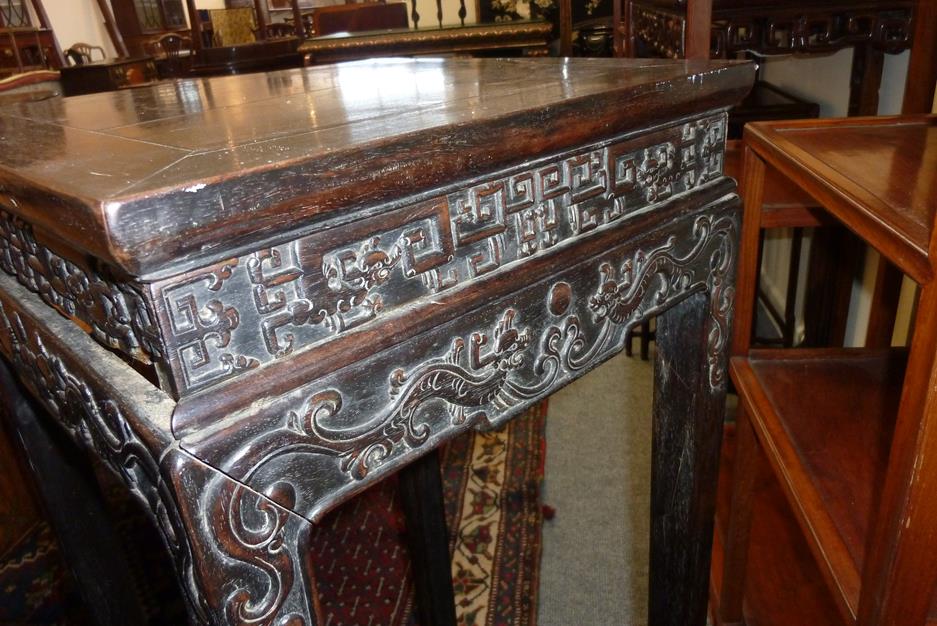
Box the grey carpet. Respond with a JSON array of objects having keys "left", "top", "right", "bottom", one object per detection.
[{"left": 538, "top": 350, "right": 654, "bottom": 626}]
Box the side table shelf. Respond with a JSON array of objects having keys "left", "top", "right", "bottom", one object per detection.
[
  {"left": 733, "top": 349, "right": 907, "bottom": 622},
  {"left": 710, "top": 423, "right": 848, "bottom": 626},
  {"left": 720, "top": 115, "right": 937, "bottom": 626}
]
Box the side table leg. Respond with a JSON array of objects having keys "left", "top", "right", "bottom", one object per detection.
[
  {"left": 718, "top": 406, "right": 767, "bottom": 625},
  {"left": 649, "top": 292, "right": 728, "bottom": 626},
  {"left": 399, "top": 449, "right": 458, "bottom": 626}
]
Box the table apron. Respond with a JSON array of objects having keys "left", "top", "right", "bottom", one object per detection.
[{"left": 181, "top": 190, "right": 740, "bottom": 524}]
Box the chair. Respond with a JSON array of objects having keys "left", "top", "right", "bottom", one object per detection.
[
  {"left": 65, "top": 42, "right": 105, "bottom": 66},
  {"left": 153, "top": 34, "right": 191, "bottom": 78},
  {"left": 258, "top": 22, "right": 297, "bottom": 40}
]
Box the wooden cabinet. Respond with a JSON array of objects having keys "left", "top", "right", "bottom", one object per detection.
[
  {"left": 716, "top": 116, "right": 937, "bottom": 625},
  {"left": 0, "top": 0, "right": 63, "bottom": 75},
  {"left": 112, "top": 0, "right": 188, "bottom": 55}
]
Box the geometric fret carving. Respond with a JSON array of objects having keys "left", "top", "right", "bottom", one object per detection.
[{"left": 154, "top": 114, "right": 728, "bottom": 395}]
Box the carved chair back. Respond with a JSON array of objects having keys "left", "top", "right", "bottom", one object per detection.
[{"left": 261, "top": 22, "right": 297, "bottom": 39}]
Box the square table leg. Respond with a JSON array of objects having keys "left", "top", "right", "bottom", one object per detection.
[{"left": 650, "top": 289, "right": 731, "bottom": 626}]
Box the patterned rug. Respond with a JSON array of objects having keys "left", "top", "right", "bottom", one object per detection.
[{"left": 0, "top": 403, "right": 547, "bottom": 626}]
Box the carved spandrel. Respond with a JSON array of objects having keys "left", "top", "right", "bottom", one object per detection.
[
  {"left": 152, "top": 115, "right": 728, "bottom": 396},
  {"left": 0, "top": 292, "right": 206, "bottom": 623},
  {"left": 181, "top": 202, "right": 739, "bottom": 524}
]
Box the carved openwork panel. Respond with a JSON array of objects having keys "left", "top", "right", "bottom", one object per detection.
[
  {"left": 0, "top": 210, "right": 162, "bottom": 363},
  {"left": 631, "top": 2, "right": 914, "bottom": 59},
  {"left": 632, "top": 5, "right": 686, "bottom": 59},
  {"left": 153, "top": 115, "right": 727, "bottom": 396},
  {"left": 181, "top": 197, "right": 739, "bottom": 524}
]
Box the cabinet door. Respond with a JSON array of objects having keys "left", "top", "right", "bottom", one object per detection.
[
  {"left": 160, "top": 0, "right": 187, "bottom": 29},
  {"left": 134, "top": 0, "right": 165, "bottom": 33}
]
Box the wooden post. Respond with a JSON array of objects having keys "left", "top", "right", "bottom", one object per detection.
[
  {"left": 558, "top": 0, "right": 572, "bottom": 56},
  {"left": 902, "top": 0, "right": 937, "bottom": 114},
  {"left": 94, "top": 0, "right": 129, "bottom": 58},
  {"left": 27, "top": 0, "right": 64, "bottom": 66},
  {"left": 253, "top": 0, "right": 268, "bottom": 40},
  {"left": 398, "top": 450, "right": 457, "bottom": 626},
  {"left": 291, "top": 0, "right": 305, "bottom": 38},
  {"left": 184, "top": 0, "right": 204, "bottom": 51},
  {"left": 684, "top": 0, "right": 713, "bottom": 59},
  {"left": 848, "top": 43, "right": 885, "bottom": 117}
]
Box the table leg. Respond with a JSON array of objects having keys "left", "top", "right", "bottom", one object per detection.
[
  {"left": 0, "top": 357, "right": 150, "bottom": 625},
  {"left": 399, "top": 448, "right": 458, "bottom": 626},
  {"left": 157, "top": 447, "right": 320, "bottom": 625},
  {"left": 649, "top": 291, "right": 729, "bottom": 626}
]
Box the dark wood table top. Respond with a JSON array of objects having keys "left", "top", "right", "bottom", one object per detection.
[
  {"left": 745, "top": 115, "right": 937, "bottom": 283},
  {"left": 0, "top": 57, "right": 753, "bottom": 278}
]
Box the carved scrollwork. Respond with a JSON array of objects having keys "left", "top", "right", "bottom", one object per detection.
[
  {"left": 195, "top": 208, "right": 738, "bottom": 523},
  {"left": 0, "top": 289, "right": 316, "bottom": 625},
  {"left": 0, "top": 299, "right": 210, "bottom": 623},
  {"left": 632, "top": 3, "right": 913, "bottom": 59},
  {"left": 0, "top": 210, "right": 162, "bottom": 363}
]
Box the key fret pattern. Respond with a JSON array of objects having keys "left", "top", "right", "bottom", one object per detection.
[{"left": 155, "top": 115, "right": 727, "bottom": 395}]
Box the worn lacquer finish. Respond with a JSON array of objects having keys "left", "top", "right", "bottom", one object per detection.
[
  {"left": 151, "top": 115, "right": 729, "bottom": 398},
  {"left": 0, "top": 58, "right": 754, "bottom": 625}
]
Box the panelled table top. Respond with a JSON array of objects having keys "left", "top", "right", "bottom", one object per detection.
[
  {"left": 0, "top": 57, "right": 751, "bottom": 277},
  {"left": 745, "top": 115, "right": 937, "bottom": 282}
]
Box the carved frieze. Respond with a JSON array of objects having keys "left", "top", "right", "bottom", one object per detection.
[
  {"left": 154, "top": 115, "right": 727, "bottom": 395},
  {"left": 630, "top": 2, "right": 914, "bottom": 59},
  {"left": 183, "top": 204, "right": 739, "bottom": 523},
  {"left": 0, "top": 210, "right": 162, "bottom": 363}
]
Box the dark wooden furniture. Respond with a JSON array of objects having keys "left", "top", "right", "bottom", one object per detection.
[
  {"left": 65, "top": 41, "right": 107, "bottom": 65},
  {"left": 616, "top": 0, "right": 919, "bottom": 353},
  {"left": 616, "top": 0, "right": 914, "bottom": 116},
  {"left": 148, "top": 31, "right": 192, "bottom": 77},
  {"left": 0, "top": 0, "right": 63, "bottom": 76},
  {"left": 60, "top": 56, "right": 159, "bottom": 96},
  {"left": 311, "top": 1, "right": 409, "bottom": 36},
  {"left": 0, "top": 57, "right": 754, "bottom": 626},
  {"left": 717, "top": 115, "right": 937, "bottom": 625},
  {"left": 190, "top": 37, "right": 302, "bottom": 75},
  {"left": 112, "top": 0, "right": 188, "bottom": 56},
  {"left": 300, "top": 20, "right": 552, "bottom": 64}
]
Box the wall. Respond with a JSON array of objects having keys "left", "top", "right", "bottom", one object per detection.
[
  {"left": 37, "top": 0, "right": 118, "bottom": 57},
  {"left": 36, "top": 0, "right": 477, "bottom": 49}
]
